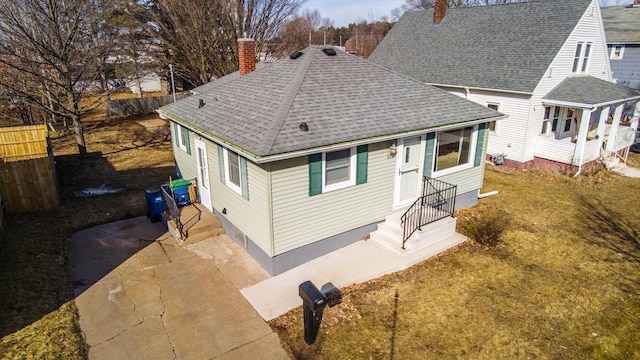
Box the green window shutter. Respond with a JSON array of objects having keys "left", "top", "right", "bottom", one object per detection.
[
  {"left": 217, "top": 145, "right": 225, "bottom": 183},
  {"left": 423, "top": 133, "right": 436, "bottom": 178},
  {"left": 474, "top": 123, "right": 487, "bottom": 167},
  {"left": 356, "top": 145, "right": 368, "bottom": 185},
  {"left": 308, "top": 153, "right": 322, "bottom": 196},
  {"left": 239, "top": 156, "right": 249, "bottom": 200},
  {"left": 184, "top": 128, "right": 191, "bottom": 155},
  {"left": 173, "top": 122, "right": 179, "bottom": 147}
]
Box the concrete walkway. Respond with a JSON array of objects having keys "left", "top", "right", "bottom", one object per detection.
[
  {"left": 70, "top": 217, "right": 289, "bottom": 360},
  {"left": 241, "top": 233, "right": 466, "bottom": 321},
  {"left": 613, "top": 164, "right": 640, "bottom": 178}
]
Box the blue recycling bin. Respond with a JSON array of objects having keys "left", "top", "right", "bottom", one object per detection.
[
  {"left": 144, "top": 186, "right": 163, "bottom": 223},
  {"left": 163, "top": 178, "right": 191, "bottom": 207}
]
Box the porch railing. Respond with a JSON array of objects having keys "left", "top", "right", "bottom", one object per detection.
[{"left": 400, "top": 177, "right": 457, "bottom": 250}]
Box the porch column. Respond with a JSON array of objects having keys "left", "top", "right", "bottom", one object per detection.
[
  {"left": 605, "top": 104, "right": 624, "bottom": 151},
  {"left": 596, "top": 106, "right": 609, "bottom": 151},
  {"left": 573, "top": 108, "right": 592, "bottom": 165}
]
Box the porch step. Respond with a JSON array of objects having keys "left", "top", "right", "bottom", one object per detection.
[{"left": 370, "top": 212, "right": 459, "bottom": 256}]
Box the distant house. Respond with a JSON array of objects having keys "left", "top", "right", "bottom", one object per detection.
[
  {"left": 158, "top": 39, "right": 503, "bottom": 275},
  {"left": 601, "top": 3, "right": 640, "bottom": 90},
  {"left": 371, "top": 0, "right": 640, "bottom": 172}
]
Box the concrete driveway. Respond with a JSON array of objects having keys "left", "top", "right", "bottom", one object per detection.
[{"left": 70, "top": 216, "right": 289, "bottom": 360}]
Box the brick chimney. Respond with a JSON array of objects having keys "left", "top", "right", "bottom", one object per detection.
[
  {"left": 238, "top": 37, "right": 256, "bottom": 76},
  {"left": 635, "top": 0, "right": 640, "bottom": 6},
  {"left": 434, "top": 0, "right": 447, "bottom": 24}
]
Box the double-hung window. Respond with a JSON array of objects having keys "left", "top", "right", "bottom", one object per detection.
[
  {"left": 486, "top": 103, "right": 499, "bottom": 133},
  {"left": 323, "top": 148, "right": 356, "bottom": 192},
  {"left": 224, "top": 149, "right": 242, "bottom": 194},
  {"left": 572, "top": 41, "right": 592, "bottom": 73},
  {"left": 308, "top": 145, "right": 368, "bottom": 196},
  {"left": 610, "top": 45, "right": 624, "bottom": 60},
  {"left": 218, "top": 145, "right": 249, "bottom": 200},
  {"left": 173, "top": 122, "right": 190, "bottom": 154}
]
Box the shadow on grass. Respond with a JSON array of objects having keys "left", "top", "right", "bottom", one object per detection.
[
  {"left": 389, "top": 288, "right": 399, "bottom": 360},
  {"left": 576, "top": 194, "right": 640, "bottom": 263},
  {"left": 575, "top": 194, "right": 640, "bottom": 296}
]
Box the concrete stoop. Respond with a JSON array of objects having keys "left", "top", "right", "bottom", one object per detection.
[{"left": 370, "top": 209, "right": 463, "bottom": 256}]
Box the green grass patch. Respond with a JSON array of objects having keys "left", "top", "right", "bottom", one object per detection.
[
  {"left": 271, "top": 166, "right": 640, "bottom": 359},
  {"left": 0, "top": 115, "right": 175, "bottom": 358}
]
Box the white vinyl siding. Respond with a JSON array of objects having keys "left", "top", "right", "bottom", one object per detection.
[
  {"left": 270, "top": 142, "right": 394, "bottom": 255},
  {"left": 532, "top": 0, "right": 611, "bottom": 160},
  {"left": 452, "top": 88, "right": 532, "bottom": 163}
]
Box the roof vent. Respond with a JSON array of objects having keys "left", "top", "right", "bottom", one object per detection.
[
  {"left": 290, "top": 51, "right": 304, "bottom": 59},
  {"left": 198, "top": 99, "right": 205, "bottom": 108},
  {"left": 299, "top": 122, "right": 309, "bottom": 132},
  {"left": 322, "top": 48, "right": 336, "bottom": 56}
]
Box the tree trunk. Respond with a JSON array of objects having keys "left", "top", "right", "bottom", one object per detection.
[
  {"left": 69, "top": 97, "right": 87, "bottom": 156},
  {"left": 73, "top": 113, "right": 87, "bottom": 156}
]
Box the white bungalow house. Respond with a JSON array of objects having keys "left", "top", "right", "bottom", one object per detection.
[
  {"left": 370, "top": 0, "right": 640, "bottom": 172},
  {"left": 158, "top": 40, "right": 504, "bottom": 275}
]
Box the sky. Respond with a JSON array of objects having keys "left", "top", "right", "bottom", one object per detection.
[
  {"left": 301, "top": 0, "right": 635, "bottom": 28},
  {"left": 302, "top": 0, "right": 406, "bottom": 27}
]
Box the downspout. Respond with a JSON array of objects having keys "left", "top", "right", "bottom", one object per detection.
[
  {"left": 464, "top": 87, "right": 470, "bottom": 99},
  {"left": 478, "top": 189, "right": 499, "bottom": 198}
]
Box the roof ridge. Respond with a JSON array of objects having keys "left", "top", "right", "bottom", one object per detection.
[{"left": 260, "top": 47, "right": 316, "bottom": 155}]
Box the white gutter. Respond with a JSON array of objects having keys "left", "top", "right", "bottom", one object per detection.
[
  {"left": 543, "top": 94, "right": 640, "bottom": 110},
  {"left": 427, "top": 82, "right": 533, "bottom": 96},
  {"left": 158, "top": 109, "right": 507, "bottom": 164}
]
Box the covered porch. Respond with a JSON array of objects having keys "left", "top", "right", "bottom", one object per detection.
[{"left": 535, "top": 75, "right": 640, "bottom": 167}]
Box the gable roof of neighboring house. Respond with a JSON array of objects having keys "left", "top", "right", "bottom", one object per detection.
[
  {"left": 158, "top": 46, "right": 503, "bottom": 162},
  {"left": 544, "top": 74, "right": 640, "bottom": 107},
  {"left": 369, "top": 0, "right": 593, "bottom": 93},
  {"left": 601, "top": 6, "right": 640, "bottom": 44}
]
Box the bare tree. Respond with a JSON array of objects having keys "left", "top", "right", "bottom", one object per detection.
[
  {"left": 144, "top": 0, "right": 303, "bottom": 87},
  {"left": 0, "top": 0, "right": 121, "bottom": 156}
]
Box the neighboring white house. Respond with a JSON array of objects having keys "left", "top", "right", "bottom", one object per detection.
[
  {"left": 158, "top": 41, "right": 504, "bottom": 275},
  {"left": 370, "top": 0, "right": 640, "bottom": 172}
]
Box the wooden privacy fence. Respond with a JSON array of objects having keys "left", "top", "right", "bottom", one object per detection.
[
  {"left": 0, "top": 125, "right": 59, "bottom": 213},
  {"left": 106, "top": 93, "right": 190, "bottom": 117}
]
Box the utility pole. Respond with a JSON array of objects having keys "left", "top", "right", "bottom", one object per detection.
[{"left": 169, "top": 64, "right": 176, "bottom": 102}]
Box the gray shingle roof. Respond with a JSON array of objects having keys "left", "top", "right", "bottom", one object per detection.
[
  {"left": 369, "top": 0, "right": 593, "bottom": 93},
  {"left": 543, "top": 74, "right": 640, "bottom": 106},
  {"left": 601, "top": 6, "right": 640, "bottom": 44},
  {"left": 190, "top": 62, "right": 273, "bottom": 94},
  {"left": 158, "top": 46, "right": 502, "bottom": 158}
]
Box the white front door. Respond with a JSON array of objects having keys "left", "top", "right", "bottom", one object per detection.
[
  {"left": 394, "top": 135, "right": 425, "bottom": 208},
  {"left": 195, "top": 138, "right": 212, "bottom": 212},
  {"left": 558, "top": 108, "right": 576, "bottom": 140}
]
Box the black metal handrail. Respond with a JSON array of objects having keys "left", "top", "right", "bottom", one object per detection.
[
  {"left": 161, "top": 185, "right": 183, "bottom": 236},
  {"left": 400, "top": 177, "right": 457, "bottom": 249},
  {"left": 160, "top": 178, "right": 199, "bottom": 239}
]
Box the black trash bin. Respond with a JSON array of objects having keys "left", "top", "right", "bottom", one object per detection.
[{"left": 144, "top": 186, "right": 163, "bottom": 223}]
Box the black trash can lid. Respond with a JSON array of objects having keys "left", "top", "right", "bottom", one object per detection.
[{"left": 144, "top": 186, "right": 161, "bottom": 195}]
